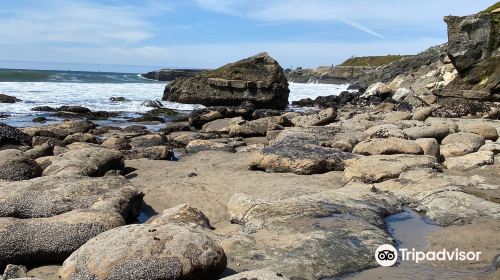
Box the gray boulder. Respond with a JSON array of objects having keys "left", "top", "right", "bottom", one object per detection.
[
  {"left": 164, "top": 53, "right": 290, "bottom": 109},
  {"left": 0, "top": 123, "right": 30, "bottom": 146},
  {"left": 0, "top": 150, "right": 42, "bottom": 181}
]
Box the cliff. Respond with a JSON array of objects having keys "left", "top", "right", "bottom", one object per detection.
[{"left": 285, "top": 66, "right": 372, "bottom": 84}]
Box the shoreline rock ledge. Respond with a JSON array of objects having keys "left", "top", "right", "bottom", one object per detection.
[{"left": 163, "top": 52, "right": 290, "bottom": 109}]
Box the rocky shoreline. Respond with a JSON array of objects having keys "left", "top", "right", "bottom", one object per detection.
[{"left": 0, "top": 7, "right": 499, "bottom": 280}]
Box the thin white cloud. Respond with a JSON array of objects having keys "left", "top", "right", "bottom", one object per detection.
[
  {"left": 195, "top": 0, "right": 492, "bottom": 39},
  {"left": 0, "top": 0, "right": 172, "bottom": 44}
]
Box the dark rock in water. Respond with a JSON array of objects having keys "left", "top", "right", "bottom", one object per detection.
[
  {"left": 141, "top": 68, "right": 206, "bottom": 81},
  {"left": 164, "top": 52, "right": 290, "bottom": 109},
  {"left": 122, "top": 125, "right": 148, "bottom": 134},
  {"left": 0, "top": 113, "right": 10, "bottom": 119},
  {"left": 251, "top": 109, "right": 283, "bottom": 119},
  {"left": 0, "top": 149, "right": 42, "bottom": 181},
  {"left": 85, "top": 111, "right": 119, "bottom": 120},
  {"left": 440, "top": 11, "right": 500, "bottom": 99},
  {"left": 32, "top": 116, "right": 47, "bottom": 123},
  {"left": 0, "top": 94, "right": 20, "bottom": 103},
  {"left": 128, "top": 115, "right": 165, "bottom": 123},
  {"left": 31, "top": 106, "right": 57, "bottom": 112},
  {"left": 58, "top": 106, "right": 91, "bottom": 114},
  {"left": 0, "top": 123, "right": 31, "bottom": 145},
  {"left": 291, "top": 97, "right": 316, "bottom": 107},
  {"left": 141, "top": 100, "right": 163, "bottom": 108},
  {"left": 109, "top": 96, "right": 127, "bottom": 102},
  {"left": 159, "top": 122, "right": 191, "bottom": 134}
]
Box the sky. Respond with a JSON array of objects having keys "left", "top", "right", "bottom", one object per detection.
[{"left": 0, "top": 0, "right": 495, "bottom": 72}]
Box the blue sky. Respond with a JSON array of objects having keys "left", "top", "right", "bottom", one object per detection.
[{"left": 0, "top": 0, "right": 494, "bottom": 72}]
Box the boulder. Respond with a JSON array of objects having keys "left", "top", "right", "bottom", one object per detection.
[
  {"left": 440, "top": 132, "right": 485, "bottom": 158},
  {"left": 479, "top": 142, "right": 500, "bottom": 154},
  {"left": 0, "top": 123, "right": 30, "bottom": 145},
  {"left": 0, "top": 210, "right": 125, "bottom": 269},
  {"left": 150, "top": 204, "right": 213, "bottom": 230},
  {"left": 124, "top": 146, "right": 174, "bottom": 160},
  {"left": 290, "top": 108, "right": 336, "bottom": 127},
  {"left": 384, "top": 111, "right": 413, "bottom": 123},
  {"left": 412, "top": 107, "right": 433, "bottom": 121},
  {"left": 101, "top": 137, "right": 131, "bottom": 150},
  {"left": 365, "top": 124, "right": 411, "bottom": 140},
  {"left": 31, "top": 136, "right": 64, "bottom": 147},
  {"left": 32, "top": 116, "right": 47, "bottom": 123},
  {"left": 43, "top": 147, "right": 124, "bottom": 177},
  {"left": 0, "top": 175, "right": 143, "bottom": 221},
  {"left": 403, "top": 124, "right": 451, "bottom": 141},
  {"left": 229, "top": 116, "right": 286, "bottom": 137},
  {"left": 57, "top": 106, "right": 91, "bottom": 114},
  {"left": 352, "top": 138, "right": 423, "bottom": 155},
  {"left": 21, "top": 120, "right": 94, "bottom": 140},
  {"left": 202, "top": 117, "right": 245, "bottom": 134},
  {"left": 443, "top": 151, "right": 495, "bottom": 171},
  {"left": 169, "top": 131, "right": 220, "bottom": 147},
  {"left": 35, "top": 156, "right": 54, "bottom": 171},
  {"left": 461, "top": 124, "right": 499, "bottom": 141},
  {"left": 250, "top": 127, "right": 357, "bottom": 174},
  {"left": 163, "top": 53, "right": 290, "bottom": 109},
  {"left": 343, "top": 154, "right": 440, "bottom": 183},
  {"left": 414, "top": 138, "right": 440, "bottom": 158},
  {"left": 58, "top": 223, "right": 227, "bottom": 280},
  {"left": 2, "top": 264, "right": 28, "bottom": 279},
  {"left": 185, "top": 138, "right": 245, "bottom": 154},
  {"left": 63, "top": 132, "right": 98, "bottom": 145},
  {"left": 129, "top": 134, "right": 166, "bottom": 148},
  {"left": 24, "top": 143, "right": 53, "bottom": 159},
  {"left": 0, "top": 150, "right": 42, "bottom": 181},
  {"left": 0, "top": 94, "right": 20, "bottom": 103},
  {"left": 360, "top": 82, "right": 391, "bottom": 98}
]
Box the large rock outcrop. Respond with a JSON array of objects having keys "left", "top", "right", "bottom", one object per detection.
[
  {"left": 163, "top": 53, "right": 290, "bottom": 109},
  {"left": 440, "top": 9, "right": 500, "bottom": 99}
]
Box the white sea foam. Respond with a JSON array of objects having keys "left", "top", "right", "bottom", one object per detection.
[{"left": 0, "top": 81, "right": 350, "bottom": 117}]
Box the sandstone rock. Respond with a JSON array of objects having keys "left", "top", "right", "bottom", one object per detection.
[
  {"left": 58, "top": 223, "right": 227, "bottom": 280},
  {"left": 461, "top": 124, "right": 499, "bottom": 141},
  {"left": 0, "top": 175, "right": 143, "bottom": 220},
  {"left": 2, "top": 264, "right": 28, "bottom": 279},
  {"left": 266, "top": 130, "right": 282, "bottom": 142},
  {"left": 21, "top": 120, "right": 94, "bottom": 140},
  {"left": 66, "top": 142, "right": 101, "bottom": 150},
  {"left": 479, "top": 142, "right": 500, "bottom": 154},
  {"left": 202, "top": 117, "right": 245, "bottom": 134},
  {"left": 164, "top": 53, "right": 289, "bottom": 109},
  {"left": 412, "top": 107, "right": 433, "bottom": 121},
  {"left": 186, "top": 138, "right": 245, "bottom": 154},
  {"left": 229, "top": 116, "right": 285, "bottom": 138},
  {"left": 373, "top": 169, "right": 500, "bottom": 225},
  {"left": 53, "top": 146, "right": 69, "bottom": 156},
  {"left": 0, "top": 210, "right": 125, "bottom": 269},
  {"left": 0, "top": 150, "right": 42, "bottom": 181},
  {"left": 414, "top": 138, "right": 440, "bottom": 158},
  {"left": 221, "top": 270, "right": 288, "bottom": 280},
  {"left": 343, "top": 154, "right": 440, "bottom": 183},
  {"left": 169, "top": 131, "right": 220, "bottom": 147},
  {"left": 443, "top": 151, "right": 494, "bottom": 171},
  {"left": 440, "top": 132, "right": 485, "bottom": 158},
  {"left": 159, "top": 122, "right": 192, "bottom": 135},
  {"left": 124, "top": 146, "right": 174, "bottom": 160},
  {"left": 151, "top": 204, "right": 213, "bottom": 230},
  {"left": 424, "top": 117, "right": 459, "bottom": 133},
  {"left": 365, "top": 124, "right": 410, "bottom": 140},
  {"left": 35, "top": 156, "right": 54, "bottom": 171},
  {"left": 392, "top": 88, "right": 412, "bottom": 102},
  {"left": 129, "top": 134, "right": 166, "bottom": 148},
  {"left": 403, "top": 124, "right": 451, "bottom": 141},
  {"left": 43, "top": 147, "right": 124, "bottom": 177},
  {"left": 250, "top": 127, "right": 357, "bottom": 174},
  {"left": 24, "top": 143, "right": 53, "bottom": 159},
  {"left": 0, "top": 123, "right": 30, "bottom": 146},
  {"left": 63, "top": 132, "right": 98, "bottom": 145},
  {"left": 384, "top": 111, "right": 413, "bottom": 123},
  {"left": 101, "top": 137, "right": 131, "bottom": 150},
  {"left": 31, "top": 136, "right": 64, "bottom": 147},
  {"left": 360, "top": 82, "right": 391, "bottom": 98},
  {"left": 353, "top": 137, "right": 423, "bottom": 155},
  {"left": 290, "top": 108, "right": 336, "bottom": 127}
]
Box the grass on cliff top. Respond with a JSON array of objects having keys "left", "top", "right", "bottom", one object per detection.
[
  {"left": 339, "top": 55, "right": 410, "bottom": 67},
  {"left": 481, "top": 2, "right": 500, "bottom": 13}
]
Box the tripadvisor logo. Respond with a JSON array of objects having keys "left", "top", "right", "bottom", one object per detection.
[{"left": 375, "top": 244, "right": 482, "bottom": 267}]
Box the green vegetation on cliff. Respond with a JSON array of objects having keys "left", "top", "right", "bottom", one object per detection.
[
  {"left": 481, "top": 2, "right": 500, "bottom": 13},
  {"left": 339, "top": 55, "right": 410, "bottom": 67}
]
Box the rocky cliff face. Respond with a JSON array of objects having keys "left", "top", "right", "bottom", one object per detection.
[
  {"left": 163, "top": 53, "right": 290, "bottom": 109},
  {"left": 440, "top": 10, "right": 500, "bottom": 100},
  {"left": 141, "top": 69, "right": 206, "bottom": 81},
  {"left": 286, "top": 66, "right": 372, "bottom": 84},
  {"left": 352, "top": 44, "right": 449, "bottom": 90}
]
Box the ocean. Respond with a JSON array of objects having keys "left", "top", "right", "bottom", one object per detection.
[{"left": 0, "top": 68, "right": 352, "bottom": 127}]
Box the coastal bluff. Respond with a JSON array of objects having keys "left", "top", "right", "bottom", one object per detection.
[{"left": 163, "top": 52, "right": 290, "bottom": 109}]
